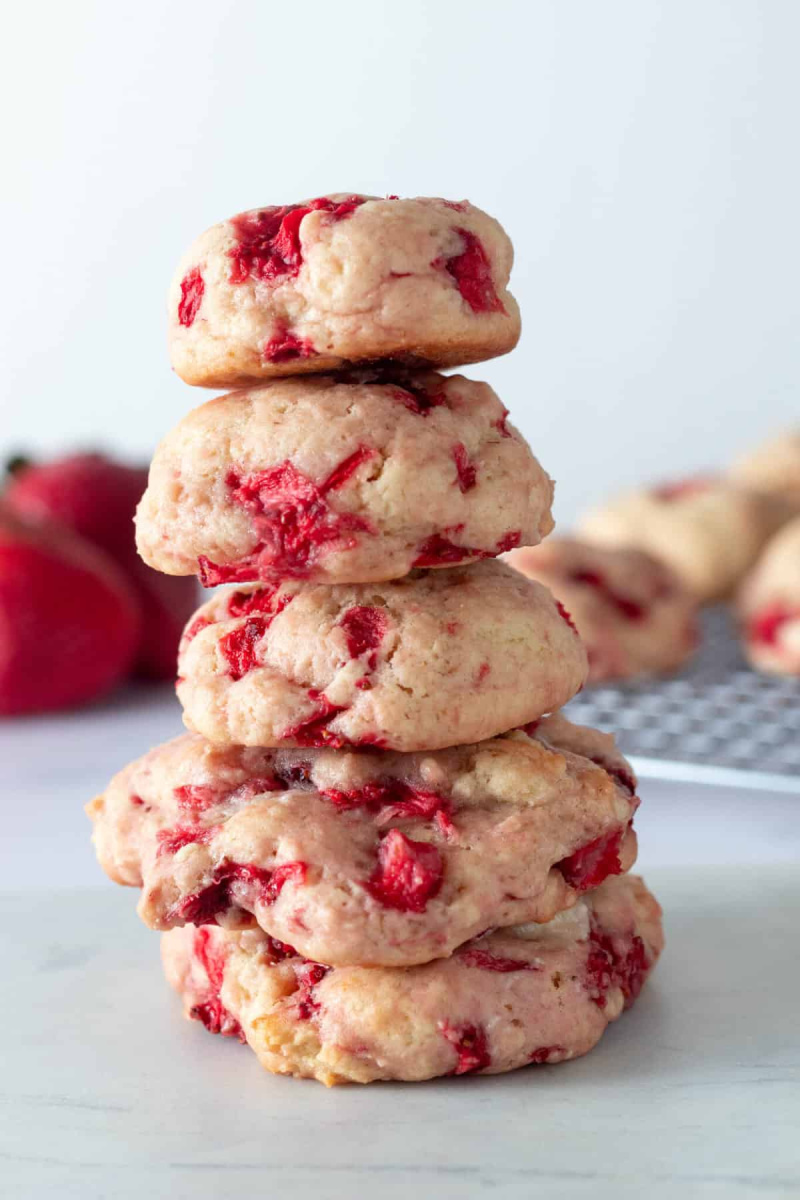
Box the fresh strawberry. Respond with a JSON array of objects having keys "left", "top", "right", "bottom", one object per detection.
[
  {"left": 4, "top": 453, "right": 197, "bottom": 679},
  {"left": 0, "top": 509, "right": 141, "bottom": 715}
]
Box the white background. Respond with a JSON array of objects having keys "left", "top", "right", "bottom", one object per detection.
[{"left": 1, "top": 0, "right": 797, "bottom": 526}]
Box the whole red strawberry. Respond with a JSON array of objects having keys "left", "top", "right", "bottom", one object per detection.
[
  {"left": 4, "top": 453, "right": 197, "bottom": 679},
  {"left": 0, "top": 510, "right": 141, "bottom": 714}
]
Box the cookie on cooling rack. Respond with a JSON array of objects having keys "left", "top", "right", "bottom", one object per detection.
[
  {"left": 730, "top": 429, "right": 800, "bottom": 509},
  {"left": 578, "top": 478, "right": 791, "bottom": 603},
  {"left": 738, "top": 516, "right": 800, "bottom": 675},
  {"left": 505, "top": 539, "right": 699, "bottom": 682}
]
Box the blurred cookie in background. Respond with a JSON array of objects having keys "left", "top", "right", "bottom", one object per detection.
[
  {"left": 729, "top": 429, "right": 800, "bottom": 509},
  {"left": 505, "top": 539, "right": 699, "bottom": 684},
  {"left": 737, "top": 516, "right": 800, "bottom": 675},
  {"left": 577, "top": 478, "right": 792, "bottom": 604}
]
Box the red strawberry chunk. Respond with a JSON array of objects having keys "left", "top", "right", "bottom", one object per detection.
[
  {"left": 228, "top": 197, "right": 366, "bottom": 285},
  {"left": 198, "top": 451, "right": 374, "bottom": 585},
  {"left": 557, "top": 828, "right": 624, "bottom": 893},
  {"left": 439, "top": 228, "right": 505, "bottom": 314},
  {"left": 441, "top": 1022, "right": 491, "bottom": 1074},
  {"left": 338, "top": 605, "right": 389, "bottom": 670},
  {"left": 219, "top": 616, "right": 267, "bottom": 679},
  {"left": 459, "top": 948, "right": 540, "bottom": 973},
  {"left": 189, "top": 927, "right": 245, "bottom": 1041},
  {"left": 452, "top": 443, "right": 477, "bottom": 492},
  {"left": 178, "top": 268, "right": 205, "bottom": 327},
  {"left": 366, "top": 829, "right": 443, "bottom": 912}
]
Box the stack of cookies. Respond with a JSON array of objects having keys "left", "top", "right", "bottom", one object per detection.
[{"left": 88, "top": 195, "right": 663, "bottom": 1086}]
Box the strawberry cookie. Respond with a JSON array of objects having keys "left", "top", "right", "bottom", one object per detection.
[
  {"left": 161, "top": 873, "right": 662, "bottom": 1085},
  {"left": 578, "top": 478, "right": 791, "bottom": 603},
  {"left": 168, "top": 195, "right": 520, "bottom": 387},
  {"left": 174, "top": 561, "right": 588, "bottom": 750},
  {"left": 136, "top": 370, "right": 552, "bottom": 587},
  {"left": 730, "top": 429, "right": 800, "bottom": 509},
  {"left": 87, "top": 714, "right": 639, "bottom": 967},
  {"left": 505, "top": 539, "right": 699, "bottom": 682},
  {"left": 738, "top": 517, "right": 800, "bottom": 674}
]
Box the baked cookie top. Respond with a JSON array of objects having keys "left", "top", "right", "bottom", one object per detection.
[
  {"left": 136, "top": 370, "right": 553, "bottom": 586},
  {"left": 168, "top": 195, "right": 520, "bottom": 388},
  {"left": 175, "top": 560, "right": 588, "bottom": 751},
  {"left": 505, "top": 538, "right": 699, "bottom": 682}
]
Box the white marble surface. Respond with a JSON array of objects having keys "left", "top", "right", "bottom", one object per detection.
[
  {"left": 1, "top": 692, "right": 799, "bottom": 1198},
  {"left": 1, "top": 867, "right": 797, "bottom": 1199}
]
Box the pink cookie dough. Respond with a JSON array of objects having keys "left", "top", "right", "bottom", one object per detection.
[
  {"left": 87, "top": 714, "right": 639, "bottom": 968},
  {"left": 174, "top": 561, "right": 588, "bottom": 751},
  {"left": 136, "top": 370, "right": 552, "bottom": 587}
]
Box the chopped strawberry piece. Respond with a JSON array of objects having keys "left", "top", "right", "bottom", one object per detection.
[
  {"left": 198, "top": 451, "right": 374, "bottom": 584},
  {"left": 189, "top": 927, "right": 245, "bottom": 1041},
  {"left": 529, "top": 1045, "right": 564, "bottom": 1064},
  {"left": 282, "top": 691, "right": 347, "bottom": 747},
  {"left": 441, "top": 1022, "right": 491, "bottom": 1074},
  {"left": 452, "top": 443, "right": 477, "bottom": 492},
  {"left": 178, "top": 268, "right": 205, "bottom": 327},
  {"left": 169, "top": 859, "right": 306, "bottom": 925},
  {"left": 748, "top": 605, "right": 796, "bottom": 646},
  {"left": 557, "top": 829, "right": 624, "bottom": 893},
  {"left": 338, "top": 605, "right": 390, "bottom": 669},
  {"left": 263, "top": 327, "right": 316, "bottom": 363},
  {"left": 228, "top": 197, "right": 366, "bottom": 285},
  {"left": 366, "top": 829, "right": 443, "bottom": 912},
  {"left": 570, "top": 568, "right": 647, "bottom": 622},
  {"left": 322, "top": 779, "right": 449, "bottom": 826},
  {"left": 293, "top": 961, "right": 330, "bottom": 1020},
  {"left": 459, "top": 948, "right": 540, "bottom": 972},
  {"left": 555, "top": 599, "right": 580, "bottom": 635},
  {"left": 174, "top": 785, "right": 219, "bottom": 813},
  {"left": 586, "top": 923, "right": 650, "bottom": 1009},
  {"left": 157, "top": 824, "right": 217, "bottom": 856},
  {"left": 218, "top": 615, "right": 266, "bottom": 679},
  {"left": 438, "top": 228, "right": 505, "bottom": 314}
]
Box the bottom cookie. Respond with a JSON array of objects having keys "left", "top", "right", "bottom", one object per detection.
[{"left": 162, "top": 873, "right": 663, "bottom": 1086}]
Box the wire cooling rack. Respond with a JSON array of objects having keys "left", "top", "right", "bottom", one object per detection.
[{"left": 566, "top": 607, "right": 800, "bottom": 793}]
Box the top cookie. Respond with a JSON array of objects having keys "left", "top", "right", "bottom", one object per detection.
[
  {"left": 168, "top": 195, "right": 520, "bottom": 388},
  {"left": 578, "top": 477, "right": 791, "bottom": 603},
  {"left": 136, "top": 370, "right": 553, "bottom": 587}
]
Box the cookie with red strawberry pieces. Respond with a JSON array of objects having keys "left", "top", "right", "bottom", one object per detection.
[
  {"left": 730, "top": 429, "right": 800, "bottom": 508},
  {"left": 136, "top": 371, "right": 552, "bottom": 587},
  {"left": 174, "top": 561, "right": 588, "bottom": 751},
  {"left": 87, "top": 713, "right": 639, "bottom": 967},
  {"left": 0, "top": 509, "right": 140, "bottom": 714},
  {"left": 168, "top": 195, "right": 520, "bottom": 388},
  {"left": 5, "top": 452, "right": 197, "bottom": 680},
  {"left": 737, "top": 516, "right": 800, "bottom": 674},
  {"left": 506, "top": 539, "right": 699, "bottom": 682},
  {"left": 578, "top": 478, "right": 791, "bottom": 603},
  {"left": 160, "top": 873, "right": 662, "bottom": 1085}
]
